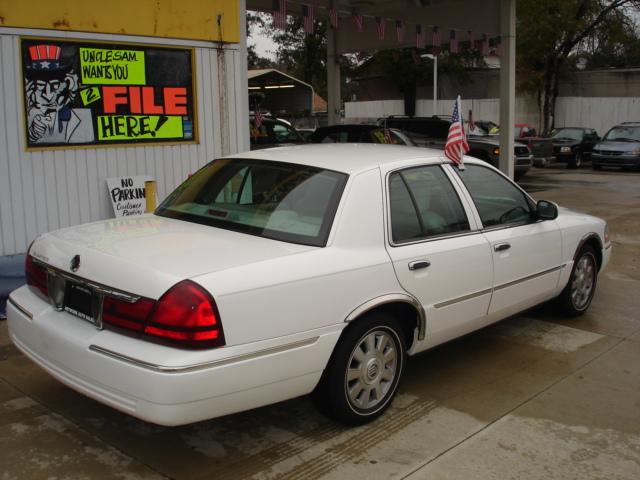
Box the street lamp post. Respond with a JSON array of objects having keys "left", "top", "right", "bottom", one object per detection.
[{"left": 421, "top": 53, "right": 438, "bottom": 116}]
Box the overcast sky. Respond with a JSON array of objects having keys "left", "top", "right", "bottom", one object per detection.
[{"left": 248, "top": 12, "right": 277, "bottom": 60}]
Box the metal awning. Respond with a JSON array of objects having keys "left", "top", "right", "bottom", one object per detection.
[
  {"left": 244, "top": 0, "right": 516, "bottom": 177},
  {"left": 248, "top": 69, "right": 314, "bottom": 115}
]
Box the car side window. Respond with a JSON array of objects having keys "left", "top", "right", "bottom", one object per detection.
[
  {"left": 389, "top": 166, "right": 470, "bottom": 243},
  {"left": 320, "top": 131, "right": 349, "bottom": 143},
  {"left": 456, "top": 164, "right": 533, "bottom": 228}
]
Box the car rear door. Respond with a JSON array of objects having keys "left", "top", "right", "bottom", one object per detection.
[
  {"left": 383, "top": 163, "right": 493, "bottom": 350},
  {"left": 452, "top": 164, "right": 562, "bottom": 317}
]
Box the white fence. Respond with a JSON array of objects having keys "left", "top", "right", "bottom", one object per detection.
[{"left": 346, "top": 96, "right": 640, "bottom": 136}]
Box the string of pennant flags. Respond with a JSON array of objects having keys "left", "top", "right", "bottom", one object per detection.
[{"left": 270, "top": 0, "right": 502, "bottom": 56}]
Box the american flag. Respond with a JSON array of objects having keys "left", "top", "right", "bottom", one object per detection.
[
  {"left": 302, "top": 4, "right": 314, "bottom": 34},
  {"left": 254, "top": 110, "right": 263, "bottom": 129},
  {"left": 481, "top": 34, "right": 490, "bottom": 55},
  {"left": 411, "top": 48, "right": 421, "bottom": 65},
  {"left": 468, "top": 109, "right": 476, "bottom": 132},
  {"left": 352, "top": 12, "right": 364, "bottom": 33},
  {"left": 432, "top": 26, "right": 441, "bottom": 55},
  {"left": 329, "top": 7, "right": 339, "bottom": 29},
  {"left": 449, "top": 30, "right": 458, "bottom": 53},
  {"left": 444, "top": 96, "right": 469, "bottom": 166},
  {"left": 395, "top": 20, "right": 405, "bottom": 43},
  {"left": 272, "top": 0, "right": 287, "bottom": 30},
  {"left": 392, "top": 50, "right": 400, "bottom": 62},
  {"left": 375, "top": 17, "right": 385, "bottom": 40},
  {"left": 415, "top": 24, "right": 425, "bottom": 49}
]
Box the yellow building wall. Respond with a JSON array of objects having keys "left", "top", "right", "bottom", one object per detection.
[{"left": 0, "top": 0, "right": 240, "bottom": 43}]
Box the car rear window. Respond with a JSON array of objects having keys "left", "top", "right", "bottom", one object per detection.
[{"left": 156, "top": 159, "right": 348, "bottom": 247}]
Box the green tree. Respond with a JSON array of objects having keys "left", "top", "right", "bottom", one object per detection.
[{"left": 517, "top": 0, "right": 640, "bottom": 134}]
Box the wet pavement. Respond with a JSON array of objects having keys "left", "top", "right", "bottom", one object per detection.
[{"left": 0, "top": 166, "right": 639, "bottom": 479}]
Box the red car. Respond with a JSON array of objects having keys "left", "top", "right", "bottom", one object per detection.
[{"left": 515, "top": 124, "right": 555, "bottom": 167}]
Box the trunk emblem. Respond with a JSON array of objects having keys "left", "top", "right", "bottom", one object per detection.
[{"left": 70, "top": 255, "right": 81, "bottom": 272}]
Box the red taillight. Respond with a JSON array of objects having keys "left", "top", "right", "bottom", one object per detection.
[
  {"left": 145, "top": 280, "right": 225, "bottom": 348},
  {"left": 25, "top": 253, "right": 48, "bottom": 297},
  {"left": 102, "top": 296, "right": 155, "bottom": 333}
]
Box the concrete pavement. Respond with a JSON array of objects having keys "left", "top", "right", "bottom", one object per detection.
[{"left": 0, "top": 166, "right": 638, "bottom": 479}]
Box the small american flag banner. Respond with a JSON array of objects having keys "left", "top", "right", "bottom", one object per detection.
[
  {"left": 302, "top": 4, "right": 314, "bottom": 34},
  {"left": 411, "top": 48, "right": 421, "bottom": 65},
  {"left": 449, "top": 30, "right": 458, "bottom": 53},
  {"left": 254, "top": 110, "right": 263, "bottom": 129},
  {"left": 272, "top": 0, "right": 287, "bottom": 30},
  {"left": 395, "top": 20, "right": 405, "bottom": 43},
  {"left": 432, "top": 26, "right": 441, "bottom": 55},
  {"left": 444, "top": 96, "right": 469, "bottom": 167},
  {"left": 329, "top": 7, "right": 339, "bottom": 29},
  {"left": 392, "top": 50, "right": 400, "bottom": 62},
  {"left": 352, "top": 12, "right": 364, "bottom": 33},
  {"left": 416, "top": 24, "right": 425, "bottom": 49},
  {"left": 375, "top": 17, "right": 386, "bottom": 40},
  {"left": 481, "top": 33, "right": 490, "bottom": 55}
]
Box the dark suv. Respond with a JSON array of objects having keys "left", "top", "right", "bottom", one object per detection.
[{"left": 379, "top": 116, "right": 533, "bottom": 179}]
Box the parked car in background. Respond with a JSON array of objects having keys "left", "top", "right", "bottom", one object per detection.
[
  {"left": 514, "top": 124, "right": 555, "bottom": 167},
  {"left": 591, "top": 122, "right": 640, "bottom": 170},
  {"left": 380, "top": 116, "right": 533, "bottom": 180},
  {"left": 8, "top": 144, "right": 610, "bottom": 427},
  {"left": 307, "top": 124, "right": 416, "bottom": 146},
  {"left": 249, "top": 115, "right": 306, "bottom": 150},
  {"left": 550, "top": 127, "right": 599, "bottom": 169},
  {"left": 296, "top": 128, "right": 317, "bottom": 141}
]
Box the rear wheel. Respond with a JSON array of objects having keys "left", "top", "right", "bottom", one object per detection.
[
  {"left": 557, "top": 245, "right": 598, "bottom": 316},
  {"left": 314, "top": 312, "right": 406, "bottom": 425}
]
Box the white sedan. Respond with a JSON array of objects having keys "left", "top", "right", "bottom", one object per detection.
[{"left": 7, "top": 144, "right": 611, "bottom": 426}]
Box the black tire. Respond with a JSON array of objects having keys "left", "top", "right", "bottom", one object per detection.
[
  {"left": 568, "top": 152, "right": 582, "bottom": 169},
  {"left": 557, "top": 245, "right": 598, "bottom": 317},
  {"left": 313, "top": 312, "right": 406, "bottom": 425}
]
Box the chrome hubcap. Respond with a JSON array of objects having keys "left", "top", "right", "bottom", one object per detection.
[
  {"left": 346, "top": 330, "right": 398, "bottom": 410},
  {"left": 571, "top": 254, "right": 595, "bottom": 310}
]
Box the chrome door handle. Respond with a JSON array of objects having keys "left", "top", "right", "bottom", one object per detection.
[
  {"left": 494, "top": 242, "right": 511, "bottom": 252},
  {"left": 408, "top": 260, "right": 431, "bottom": 271}
]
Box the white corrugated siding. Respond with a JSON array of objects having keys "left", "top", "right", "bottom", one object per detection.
[
  {"left": 346, "top": 97, "right": 540, "bottom": 127},
  {"left": 555, "top": 97, "right": 640, "bottom": 135},
  {"left": 347, "top": 96, "right": 640, "bottom": 136},
  {"left": 0, "top": 31, "right": 249, "bottom": 256}
]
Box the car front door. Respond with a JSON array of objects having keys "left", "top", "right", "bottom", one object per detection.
[
  {"left": 383, "top": 164, "right": 493, "bottom": 350},
  {"left": 452, "top": 164, "right": 562, "bottom": 318}
]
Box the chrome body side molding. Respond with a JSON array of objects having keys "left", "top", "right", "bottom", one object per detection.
[{"left": 89, "top": 336, "right": 320, "bottom": 374}]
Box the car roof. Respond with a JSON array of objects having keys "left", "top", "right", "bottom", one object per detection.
[{"left": 225, "top": 143, "right": 482, "bottom": 175}]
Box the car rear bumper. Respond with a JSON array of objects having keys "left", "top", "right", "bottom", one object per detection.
[
  {"left": 592, "top": 153, "right": 640, "bottom": 167},
  {"left": 7, "top": 285, "right": 340, "bottom": 426}
]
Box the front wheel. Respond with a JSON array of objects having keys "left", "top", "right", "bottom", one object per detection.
[
  {"left": 568, "top": 152, "right": 583, "bottom": 169},
  {"left": 557, "top": 245, "right": 598, "bottom": 316},
  {"left": 314, "top": 312, "right": 406, "bottom": 425}
]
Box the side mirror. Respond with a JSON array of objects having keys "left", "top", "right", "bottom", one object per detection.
[{"left": 536, "top": 200, "right": 558, "bottom": 220}]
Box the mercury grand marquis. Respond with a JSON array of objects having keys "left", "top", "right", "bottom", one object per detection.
[{"left": 7, "top": 144, "right": 611, "bottom": 426}]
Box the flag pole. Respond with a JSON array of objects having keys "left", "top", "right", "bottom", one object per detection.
[{"left": 457, "top": 95, "right": 466, "bottom": 170}]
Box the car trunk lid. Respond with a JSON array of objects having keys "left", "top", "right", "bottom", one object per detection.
[{"left": 30, "top": 215, "right": 313, "bottom": 299}]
